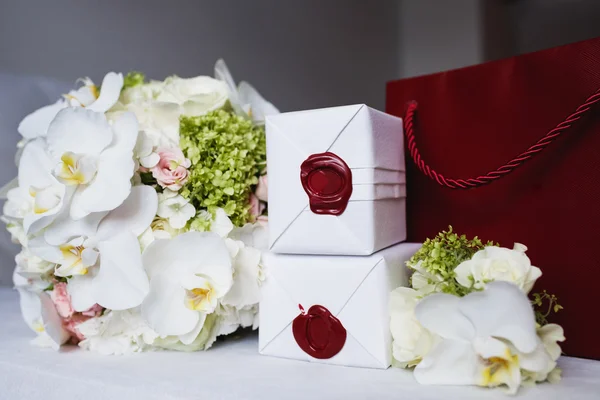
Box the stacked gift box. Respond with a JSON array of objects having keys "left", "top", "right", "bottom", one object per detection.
[{"left": 259, "top": 104, "right": 421, "bottom": 369}]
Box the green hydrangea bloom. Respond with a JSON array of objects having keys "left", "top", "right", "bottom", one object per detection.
[
  {"left": 122, "top": 71, "right": 146, "bottom": 90},
  {"left": 179, "top": 109, "right": 266, "bottom": 227},
  {"left": 407, "top": 226, "right": 496, "bottom": 296}
]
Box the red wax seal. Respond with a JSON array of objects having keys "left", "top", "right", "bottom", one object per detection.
[
  {"left": 300, "top": 152, "right": 352, "bottom": 215},
  {"left": 292, "top": 304, "right": 347, "bottom": 359}
]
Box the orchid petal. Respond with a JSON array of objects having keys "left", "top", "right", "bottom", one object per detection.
[
  {"left": 92, "top": 232, "right": 149, "bottom": 310},
  {"left": 39, "top": 292, "right": 70, "bottom": 349},
  {"left": 141, "top": 271, "right": 200, "bottom": 336},
  {"left": 178, "top": 313, "right": 207, "bottom": 345},
  {"left": 68, "top": 274, "right": 97, "bottom": 312},
  {"left": 44, "top": 209, "right": 107, "bottom": 246},
  {"left": 46, "top": 108, "right": 112, "bottom": 158},
  {"left": 97, "top": 185, "right": 158, "bottom": 239},
  {"left": 86, "top": 72, "right": 124, "bottom": 113},
  {"left": 28, "top": 235, "right": 62, "bottom": 263},
  {"left": 415, "top": 293, "right": 475, "bottom": 341},
  {"left": 69, "top": 113, "right": 137, "bottom": 219},
  {"left": 414, "top": 340, "right": 480, "bottom": 386},
  {"left": 18, "top": 100, "right": 67, "bottom": 140},
  {"left": 18, "top": 140, "right": 54, "bottom": 189},
  {"left": 459, "top": 281, "right": 538, "bottom": 354},
  {"left": 143, "top": 232, "right": 232, "bottom": 288},
  {"left": 0, "top": 177, "right": 19, "bottom": 200}
]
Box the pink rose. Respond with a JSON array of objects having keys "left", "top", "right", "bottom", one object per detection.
[
  {"left": 256, "top": 215, "right": 268, "bottom": 226},
  {"left": 249, "top": 193, "right": 266, "bottom": 218},
  {"left": 151, "top": 148, "right": 192, "bottom": 191},
  {"left": 255, "top": 175, "right": 268, "bottom": 202},
  {"left": 50, "top": 282, "right": 74, "bottom": 319}
]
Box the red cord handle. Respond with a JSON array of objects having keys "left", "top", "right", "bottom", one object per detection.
[{"left": 404, "top": 89, "right": 600, "bottom": 189}]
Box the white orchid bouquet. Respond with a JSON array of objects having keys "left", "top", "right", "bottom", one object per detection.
[
  {"left": 390, "top": 227, "right": 565, "bottom": 395},
  {"left": 1, "top": 60, "right": 277, "bottom": 355}
]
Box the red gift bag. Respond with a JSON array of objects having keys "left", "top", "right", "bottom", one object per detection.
[{"left": 386, "top": 37, "right": 600, "bottom": 360}]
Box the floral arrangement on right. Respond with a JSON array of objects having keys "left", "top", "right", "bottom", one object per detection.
[{"left": 390, "top": 227, "right": 565, "bottom": 395}]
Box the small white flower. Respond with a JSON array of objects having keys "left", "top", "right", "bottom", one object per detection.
[
  {"left": 4, "top": 140, "right": 66, "bottom": 235},
  {"left": 141, "top": 232, "right": 233, "bottom": 345},
  {"left": 389, "top": 287, "right": 439, "bottom": 368},
  {"left": 157, "top": 190, "right": 195, "bottom": 229},
  {"left": 134, "top": 131, "right": 160, "bottom": 169},
  {"left": 221, "top": 239, "right": 264, "bottom": 309},
  {"left": 414, "top": 281, "right": 555, "bottom": 395},
  {"left": 18, "top": 72, "right": 123, "bottom": 141},
  {"left": 228, "top": 221, "right": 269, "bottom": 250},
  {"left": 454, "top": 243, "right": 542, "bottom": 294},
  {"left": 77, "top": 308, "right": 159, "bottom": 355}
]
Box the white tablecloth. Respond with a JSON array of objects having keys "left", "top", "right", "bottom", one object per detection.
[{"left": 0, "top": 288, "right": 598, "bottom": 400}]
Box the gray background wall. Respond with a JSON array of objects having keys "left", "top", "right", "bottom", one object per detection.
[{"left": 1, "top": 0, "right": 600, "bottom": 285}]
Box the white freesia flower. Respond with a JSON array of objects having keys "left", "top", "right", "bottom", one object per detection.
[
  {"left": 454, "top": 243, "right": 542, "bottom": 294},
  {"left": 46, "top": 108, "right": 138, "bottom": 219},
  {"left": 222, "top": 239, "right": 264, "bottom": 309},
  {"left": 214, "top": 59, "right": 279, "bottom": 124},
  {"left": 134, "top": 131, "right": 160, "bottom": 168},
  {"left": 13, "top": 270, "right": 70, "bottom": 350},
  {"left": 521, "top": 324, "right": 565, "bottom": 384},
  {"left": 4, "top": 140, "right": 66, "bottom": 235},
  {"left": 18, "top": 72, "right": 123, "bottom": 140},
  {"left": 228, "top": 221, "right": 269, "bottom": 251},
  {"left": 141, "top": 232, "right": 233, "bottom": 345},
  {"left": 414, "top": 281, "right": 555, "bottom": 395},
  {"left": 389, "top": 287, "right": 439, "bottom": 368},
  {"left": 77, "top": 308, "right": 159, "bottom": 355},
  {"left": 409, "top": 260, "right": 446, "bottom": 295},
  {"left": 156, "top": 75, "right": 228, "bottom": 116},
  {"left": 30, "top": 186, "right": 157, "bottom": 311},
  {"left": 15, "top": 248, "right": 55, "bottom": 284},
  {"left": 157, "top": 190, "right": 195, "bottom": 229}
]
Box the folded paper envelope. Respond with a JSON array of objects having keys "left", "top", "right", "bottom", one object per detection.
[
  {"left": 266, "top": 104, "right": 406, "bottom": 255},
  {"left": 259, "top": 243, "right": 422, "bottom": 369}
]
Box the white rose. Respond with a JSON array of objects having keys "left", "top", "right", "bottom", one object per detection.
[
  {"left": 120, "top": 80, "right": 165, "bottom": 104},
  {"left": 156, "top": 76, "right": 228, "bottom": 116},
  {"left": 454, "top": 243, "right": 542, "bottom": 293},
  {"left": 389, "top": 287, "right": 439, "bottom": 368}
]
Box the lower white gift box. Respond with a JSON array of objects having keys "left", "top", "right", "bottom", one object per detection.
[{"left": 259, "top": 242, "right": 421, "bottom": 369}]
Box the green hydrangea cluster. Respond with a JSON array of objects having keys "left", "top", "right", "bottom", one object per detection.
[
  {"left": 407, "top": 226, "right": 496, "bottom": 296},
  {"left": 179, "top": 109, "right": 266, "bottom": 227},
  {"left": 122, "top": 71, "right": 146, "bottom": 90}
]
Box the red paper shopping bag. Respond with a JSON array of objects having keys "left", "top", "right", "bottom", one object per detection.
[{"left": 386, "top": 37, "right": 600, "bottom": 359}]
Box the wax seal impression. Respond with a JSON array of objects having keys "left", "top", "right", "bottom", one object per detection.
[
  {"left": 300, "top": 152, "right": 352, "bottom": 215},
  {"left": 292, "top": 304, "right": 347, "bottom": 359}
]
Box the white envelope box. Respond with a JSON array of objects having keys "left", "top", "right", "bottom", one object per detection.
[
  {"left": 266, "top": 104, "right": 406, "bottom": 255},
  {"left": 259, "top": 242, "right": 422, "bottom": 369}
]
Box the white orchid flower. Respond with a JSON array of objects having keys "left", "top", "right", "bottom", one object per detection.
[
  {"left": 414, "top": 281, "right": 555, "bottom": 394},
  {"left": 13, "top": 270, "right": 70, "bottom": 350},
  {"left": 30, "top": 186, "right": 157, "bottom": 311},
  {"left": 3, "top": 140, "right": 66, "bottom": 235},
  {"left": 157, "top": 190, "right": 195, "bottom": 229},
  {"left": 17, "top": 72, "right": 124, "bottom": 140},
  {"left": 141, "top": 231, "right": 233, "bottom": 345},
  {"left": 214, "top": 59, "right": 279, "bottom": 125},
  {"left": 46, "top": 107, "right": 138, "bottom": 219}
]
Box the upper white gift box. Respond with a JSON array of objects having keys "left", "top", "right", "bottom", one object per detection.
[{"left": 266, "top": 104, "right": 406, "bottom": 255}]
